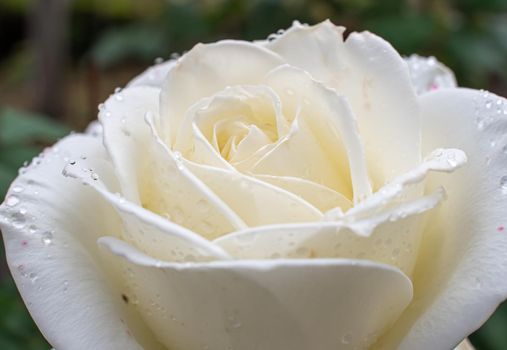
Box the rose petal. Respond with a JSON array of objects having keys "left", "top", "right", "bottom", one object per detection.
[
  {"left": 100, "top": 86, "right": 160, "bottom": 202},
  {"left": 101, "top": 87, "right": 246, "bottom": 238},
  {"left": 252, "top": 112, "right": 353, "bottom": 196},
  {"left": 127, "top": 59, "right": 177, "bottom": 88},
  {"left": 254, "top": 174, "right": 352, "bottom": 212},
  {"left": 261, "top": 64, "right": 371, "bottom": 202},
  {"left": 185, "top": 160, "right": 323, "bottom": 225},
  {"left": 160, "top": 41, "right": 284, "bottom": 142},
  {"left": 377, "top": 89, "right": 507, "bottom": 349},
  {"left": 405, "top": 55, "right": 457, "bottom": 95},
  {"left": 215, "top": 187, "right": 445, "bottom": 276},
  {"left": 62, "top": 152, "right": 232, "bottom": 262},
  {"left": 265, "top": 20, "right": 420, "bottom": 187},
  {"left": 0, "top": 135, "right": 163, "bottom": 349},
  {"left": 99, "top": 236, "right": 413, "bottom": 350},
  {"left": 174, "top": 85, "right": 287, "bottom": 169}
]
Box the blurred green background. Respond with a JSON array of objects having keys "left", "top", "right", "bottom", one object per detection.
[{"left": 1, "top": 0, "right": 507, "bottom": 348}]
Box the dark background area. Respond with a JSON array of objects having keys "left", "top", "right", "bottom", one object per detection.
[{"left": 1, "top": 0, "right": 507, "bottom": 348}]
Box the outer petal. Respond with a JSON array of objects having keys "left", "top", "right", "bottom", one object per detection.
[
  {"left": 265, "top": 20, "right": 420, "bottom": 187},
  {"left": 160, "top": 41, "right": 284, "bottom": 142},
  {"left": 405, "top": 55, "right": 457, "bottom": 95},
  {"left": 215, "top": 188, "right": 445, "bottom": 276},
  {"left": 0, "top": 135, "right": 162, "bottom": 349},
  {"left": 377, "top": 89, "right": 507, "bottom": 349},
  {"left": 62, "top": 150, "right": 232, "bottom": 262},
  {"left": 127, "top": 59, "right": 177, "bottom": 88},
  {"left": 100, "top": 236, "right": 413, "bottom": 350},
  {"left": 100, "top": 86, "right": 160, "bottom": 202}
]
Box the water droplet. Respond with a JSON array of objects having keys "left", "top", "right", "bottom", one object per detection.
[
  {"left": 485, "top": 100, "right": 492, "bottom": 109},
  {"left": 28, "top": 272, "right": 38, "bottom": 283},
  {"left": 98, "top": 103, "right": 105, "bottom": 111},
  {"left": 41, "top": 231, "right": 53, "bottom": 246},
  {"left": 170, "top": 52, "right": 180, "bottom": 60},
  {"left": 501, "top": 176, "right": 507, "bottom": 194},
  {"left": 154, "top": 57, "right": 164, "bottom": 64},
  {"left": 91, "top": 173, "right": 99, "bottom": 181},
  {"left": 28, "top": 224, "right": 37, "bottom": 234},
  {"left": 6, "top": 195, "right": 20, "bottom": 207},
  {"left": 12, "top": 186, "right": 24, "bottom": 193},
  {"left": 173, "top": 151, "right": 182, "bottom": 161},
  {"left": 69, "top": 159, "right": 76, "bottom": 165},
  {"left": 63, "top": 280, "right": 69, "bottom": 292},
  {"left": 227, "top": 314, "right": 242, "bottom": 329},
  {"left": 285, "top": 88, "right": 295, "bottom": 96}
]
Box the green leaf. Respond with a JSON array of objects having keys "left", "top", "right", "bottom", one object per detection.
[{"left": 0, "top": 107, "right": 70, "bottom": 145}]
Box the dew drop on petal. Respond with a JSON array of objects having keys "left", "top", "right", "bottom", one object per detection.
[
  {"left": 12, "top": 186, "right": 24, "bottom": 193},
  {"left": 41, "top": 231, "right": 54, "bottom": 246},
  {"left": 501, "top": 176, "right": 507, "bottom": 195},
  {"left": 6, "top": 195, "right": 20, "bottom": 207}
]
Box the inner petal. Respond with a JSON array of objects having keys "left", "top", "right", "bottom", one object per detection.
[{"left": 174, "top": 85, "right": 286, "bottom": 167}]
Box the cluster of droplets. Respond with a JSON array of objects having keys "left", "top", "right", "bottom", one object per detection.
[
  {"left": 474, "top": 90, "right": 507, "bottom": 195},
  {"left": 230, "top": 222, "right": 416, "bottom": 274},
  {"left": 65, "top": 157, "right": 100, "bottom": 184},
  {"left": 99, "top": 88, "right": 126, "bottom": 132},
  {"left": 267, "top": 28, "right": 286, "bottom": 42},
  {"left": 405, "top": 54, "right": 455, "bottom": 94}
]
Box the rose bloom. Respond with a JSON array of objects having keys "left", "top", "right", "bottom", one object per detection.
[{"left": 1, "top": 20, "right": 506, "bottom": 350}]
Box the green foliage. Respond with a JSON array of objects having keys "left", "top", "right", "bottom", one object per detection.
[
  {"left": 0, "top": 107, "right": 70, "bottom": 145},
  {"left": 0, "top": 272, "right": 49, "bottom": 350}
]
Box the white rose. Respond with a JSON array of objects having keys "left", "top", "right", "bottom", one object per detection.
[{"left": 1, "top": 20, "right": 506, "bottom": 350}]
